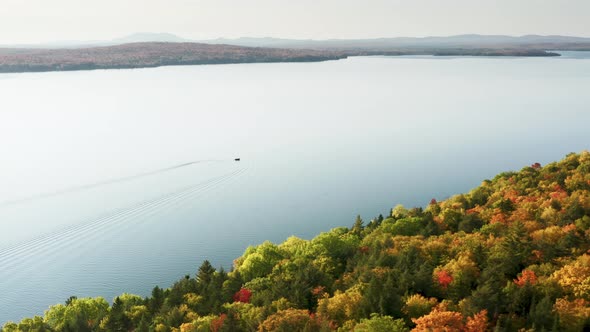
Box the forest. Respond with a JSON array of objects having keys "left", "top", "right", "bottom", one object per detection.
[
  {"left": 0, "top": 42, "right": 347, "bottom": 73},
  {"left": 2, "top": 151, "right": 590, "bottom": 331}
]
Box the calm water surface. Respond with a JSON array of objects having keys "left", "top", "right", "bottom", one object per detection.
[{"left": 0, "top": 54, "right": 589, "bottom": 322}]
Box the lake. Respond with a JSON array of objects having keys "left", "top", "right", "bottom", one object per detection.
[{"left": 1, "top": 53, "right": 589, "bottom": 323}]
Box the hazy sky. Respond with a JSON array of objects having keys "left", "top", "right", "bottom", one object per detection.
[{"left": 1, "top": 0, "right": 589, "bottom": 44}]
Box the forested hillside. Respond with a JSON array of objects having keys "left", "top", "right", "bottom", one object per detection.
[
  {"left": 0, "top": 42, "right": 346, "bottom": 73},
  {"left": 3, "top": 151, "right": 590, "bottom": 332}
]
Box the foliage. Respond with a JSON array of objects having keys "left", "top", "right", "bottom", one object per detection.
[
  {"left": 3, "top": 151, "right": 590, "bottom": 332},
  {"left": 258, "top": 309, "right": 328, "bottom": 332},
  {"left": 352, "top": 314, "right": 408, "bottom": 331}
]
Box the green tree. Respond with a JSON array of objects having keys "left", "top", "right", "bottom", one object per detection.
[
  {"left": 353, "top": 314, "right": 409, "bottom": 332},
  {"left": 44, "top": 297, "right": 109, "bottom": 332},
  {"left": 197, "top": 260, "right": 216, "bottom": 291},
  {"left": 149, "top": 286, "right": 165, "bottom": 315},
  {"left": 103, "top": 296, "right": 131, "bottom": 332}
]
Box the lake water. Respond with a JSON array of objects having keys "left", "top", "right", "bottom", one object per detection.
[{"left": 1, "top": 53, "right": 589, "bottom": 323}]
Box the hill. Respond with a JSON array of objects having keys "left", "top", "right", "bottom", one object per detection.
[
  {"left": 111, "top": 33, "right": 191, "bottom": 45},
  {"left": 0, "top": 42, "right": 347, "bottom": 73},
  {"left": 2, "top": 151, "right": 590, "bottom": 331}
]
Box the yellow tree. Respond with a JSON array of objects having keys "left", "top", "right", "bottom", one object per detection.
[
  {"left": 553, "top": 298, "right": 590, "bottom": 332},
  {"left": 258, "top": 308, "right": 327, "bottom": 332},
  {"left": 552, "top": 255, "right": 590, "bottom": 299},
  {"left": 44, "top": 297, "right": 109, "bottom": 331},
  {"left": 316, "top": 286, "right": 364, "bottom": 327}
]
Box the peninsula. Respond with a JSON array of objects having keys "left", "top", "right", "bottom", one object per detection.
[{"left": 0, "top": 42, "right": 347, "bottom": 73}]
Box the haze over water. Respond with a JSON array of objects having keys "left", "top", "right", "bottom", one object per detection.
[{"left": 0, "top": 54, "right": 589, "bottom": 323}]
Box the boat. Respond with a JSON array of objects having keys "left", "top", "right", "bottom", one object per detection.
[{"left": 235, "top": 158, "right": 240, "bottom": 161}]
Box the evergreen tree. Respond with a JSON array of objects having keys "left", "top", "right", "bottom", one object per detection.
[
  {"left": 197, "top": 260, "right": 216, "bottom": 292},
  {"left": 352, "top": 215, "right": 364, "bottom": 236},
  {"left": 104, "top": 297, "right": 131, "bottom": 332},
  {"left": 149, "top": 286, "right": 164, "bottom": 314}
]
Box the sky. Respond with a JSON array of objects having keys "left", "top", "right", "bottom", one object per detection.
[{"left": 1, "top": 0, "right": 589, "bottom": 44}]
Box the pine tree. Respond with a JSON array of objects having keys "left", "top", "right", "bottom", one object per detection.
[
  {"left": 197, "top": 260, "right": 216, "bottom": 290},
  {"left": 352, "top": 215, "right": 364, "bottom": 236},
  {"left": 136, "top": 315, "right": 150, "bottom": 332},
  {"left": 149, "top": 286, "right": 164, "bottom": 314}
]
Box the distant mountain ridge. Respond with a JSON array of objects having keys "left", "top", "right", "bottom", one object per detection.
[
  {"left": 3, "top": 33, "right": 590, "bottom": 50},
  {"left": 0, "top": 33, "right": 192, "bottom": 49},
  {"left": 202, "top": 34, "right": 590, "bottom": 49},
  {"left": 111, "top": 32, "right": 192, "bottom": 44}
]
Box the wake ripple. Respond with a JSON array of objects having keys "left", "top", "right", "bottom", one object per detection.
[{"left": 0, "top": 166, "right": 249, "bottom": 275}]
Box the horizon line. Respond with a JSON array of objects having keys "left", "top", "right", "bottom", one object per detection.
[{"left": 2, "top": 32, "right": 590, "bottom": 47}]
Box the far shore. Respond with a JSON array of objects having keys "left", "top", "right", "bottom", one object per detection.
[{"left": 0, "top": 41, "right": 573, "bottom": 74}]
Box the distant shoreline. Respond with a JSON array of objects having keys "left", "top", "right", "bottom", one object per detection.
[
  {"left": 0, "top": 42, "right": 347, "bottom": 74},
  {"left": 0, "top": 57, "right": 348, "bottom": 74},
  {"left": 0, "top": 41, "right": 571, "bottom": 74}
]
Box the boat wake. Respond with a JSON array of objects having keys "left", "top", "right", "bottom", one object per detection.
[
  {"left": 0, "top": 162, "right": 250, "bottom": 279},
  {"left": 0, "top": 159, "right": 232, "bottom": 208}
]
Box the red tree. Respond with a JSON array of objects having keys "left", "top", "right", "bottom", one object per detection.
[
  {"left": 233, "top": 288, "right": 253, "bottom": 303},
  {"left": 211, "top": 314, "right": 227, "bottom": 332},
  {"left": 436, "top": 270, "right": 453, "bottom": 289},
  {"left": 514, "top": 270, "right": 538, "bottom": 287}
]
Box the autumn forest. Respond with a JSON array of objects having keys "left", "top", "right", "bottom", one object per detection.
[{"left": 3, "top": 151, "right": 590, "bottom": 332}]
